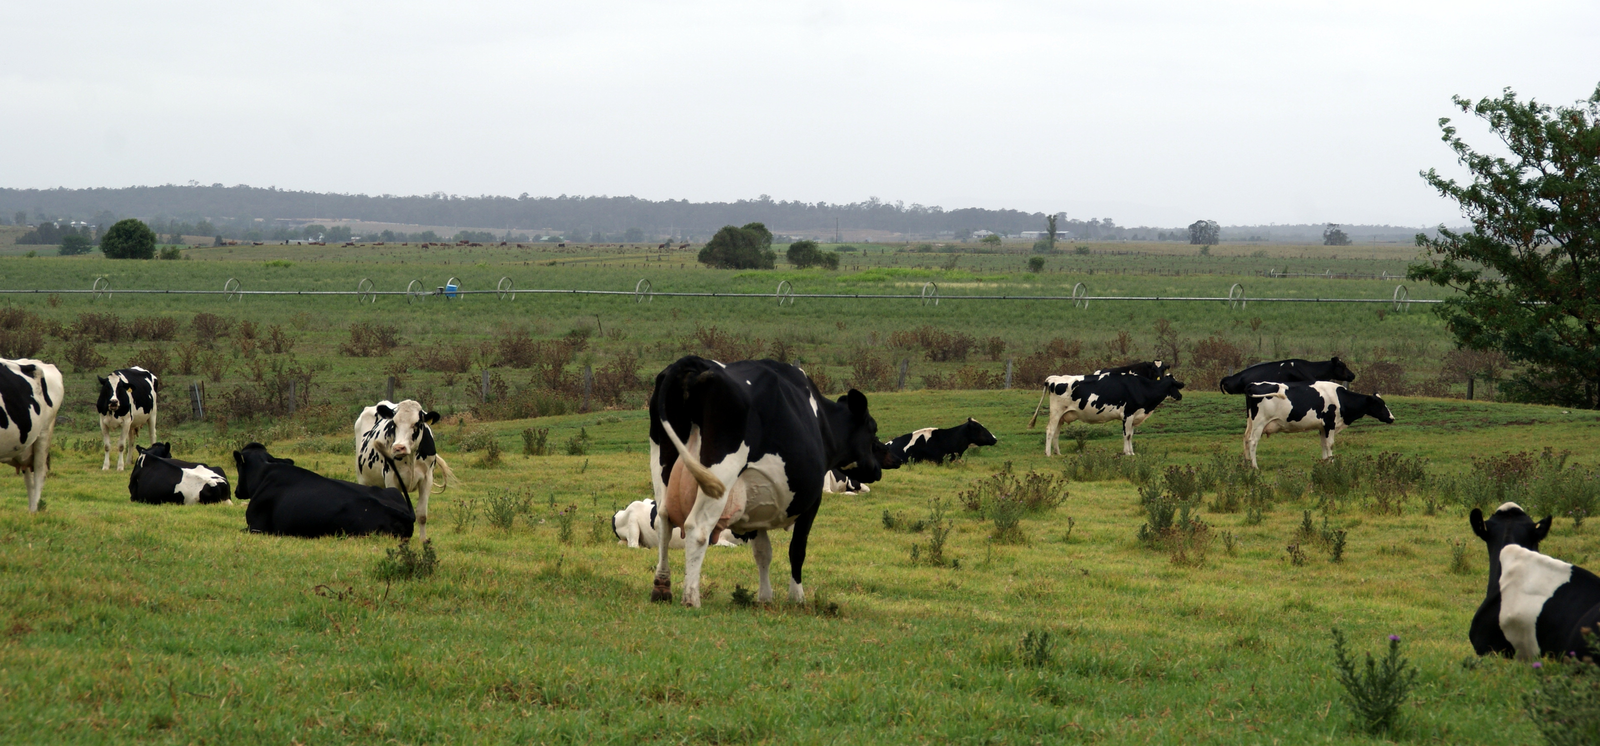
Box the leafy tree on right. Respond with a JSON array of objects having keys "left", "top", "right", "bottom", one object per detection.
[
  {"left": 101, "top": 219, "right": 156, "bottom": 260},
  {"left": 1409, "top": 84, "right": 1600, "bottom": 408}
]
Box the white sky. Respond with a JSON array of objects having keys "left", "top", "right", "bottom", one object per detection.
[{"left": 3, "top": 1, "right": 1596, "bottom": 227}]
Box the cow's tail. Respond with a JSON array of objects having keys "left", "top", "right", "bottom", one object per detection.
[
  {"left": 1027, "top": 384, "right": 1051, "bottom": 430},
  {"left": 653, "top": 363, "right": 727, "bottom": 499},
  {"left": 431, "top": 454, "right": 457, "bottom": 491}
]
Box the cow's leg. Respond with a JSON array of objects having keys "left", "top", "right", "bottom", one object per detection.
[
  {"left": 1044, "top": 400, "right": 1064, "bottom": 456},
  {"left": 786, "top": 510, "right": 817, "bottom": 603},
  {"left": 651, "top": 504, "right": 673, "bottom": 603},
  {"left": 1122, "top": 416, "right": 1136, "bottom": 456},
  {"left": 1321, "top": 428, "right": 1336, "bottom": 460},
  {"left": 1244, "top": 418, "right": 1267, "bottom": 469},
  {"left": 752, "top": 531, "right": 774, "bottom": 603},
  {"left": 100, "top": 421, "right": 113, "bottom": 470},
  {"left": 680, "top": 489, "right": 731, "bottom": 608},
  {"left": 26, "top": 436, "right": 48, "bottom": 513},
  {"left": 148, "top": 406, "right": 157, "bottom": 446},
  {"left": 415, "top": 468, "right": 432, "bottom": 543}
]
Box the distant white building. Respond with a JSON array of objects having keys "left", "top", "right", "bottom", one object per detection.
[{"left": 1020, "top": 230, "right": 1072, "bottom": 240}]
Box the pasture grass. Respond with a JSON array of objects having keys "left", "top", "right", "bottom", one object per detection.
[{"left": 2, "top": 389, "right": 1598, "bottom": 743}]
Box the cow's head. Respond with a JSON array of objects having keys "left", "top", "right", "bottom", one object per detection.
[
  {"left": 96, "top": 375, "right": 125, "bottom": 416},
  {"left": 965, "top": 418, "right": 998, "bottom": 447},
  {"left": 1163, "top": 376, "right": 1186, "bottom": 401},
  {"left": 1471, "top": 502, "right": 1551, "bottom": 561},
  {"left": 138, "top": 442, "right": 173, "bottom": 459},
  {"left": 835, "top": 389, "right": 891, "bottom": 483},
  {"left": 376, "top": 400, "right": 441, "bottom": 459},
  {"left": 232, "top": 442, "right": 292, "bottom": 501},
  {"left": 1365, "top": 393, "right": 1395, "bottom": 424},
  {"left": 1330, "top": 356, "right": 1356, "bottom": 382}
]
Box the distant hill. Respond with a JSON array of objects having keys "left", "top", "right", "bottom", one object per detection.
[{"left": 0, "top": 185, "right": 1435, "bottom": 243}]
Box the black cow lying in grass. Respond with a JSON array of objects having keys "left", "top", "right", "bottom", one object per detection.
[
  {"left": 1470, "top": 503, "right": 1600, "bottom": 661},
  {"left": 882, "top": 419, "right": 997, "bottom": 465},
  {"left": 234, "top": 443, "right": 415, "bottom": 538},
  {"left": 1218, "top": 357, "right": 1355, "bottom": 394},
  {"left": 129, "top": 442, "right": 230, "bottom": 505}
]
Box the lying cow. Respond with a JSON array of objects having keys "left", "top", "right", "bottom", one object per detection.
[
  {"left": 235, "top": 443, "right": 415, "bottom": 538},
  {"left": 0, "top": 358, "right": 62, "bottom": 513},
  {"left": 98, "top": 366, "right": 158, "bottom": 471},
  {"left": 1218, "top": 357, "right": 1354, "bottom": 395},
  {"left": 612, "top": 499, "right": 745, "bottom": 548},
  {"left": 883, "top": 418, "right": 997, "bottom": 465},
  {"left": 1030, "top": 373, "right": 1185, "bottom": 456},
  {"left": 129, "top": 442, "right": 231, "bottom": 505},
  {"left": 355, "top": 399, "right": 455, "bottom": 542},
  {"left": 648, "top": 355, "right": 890, "bottom": 607},
  {"left": 1469, "top": 503, "right": 1600, "bottom": 661},
  {"left": 823, "top": 469, "right": 869, "bottom": 495},
  {"left": 1241, "top": 381, "right": 1393, "bottom": 468}
]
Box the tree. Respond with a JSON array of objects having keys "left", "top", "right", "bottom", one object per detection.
[
  {"left": 698, "top": 225, "right": 776, "bottom": 269},
  {"left": 1324, "top": 224, "right": 1352, "bottom": 246},
  {"left": 101, "top": 219, "right": 156, "bottom": 259},
  {"left": 623, "top": 227, "right": 644, "bottom": 243},
  {"left": 12, "top": 212, "right": 25, "bottom": 227},
  {"left": 980, "top": 233, "right": 1002, "bottom": 247},
  {"left": 787, "top": 240, "right": 839, "bottom": 269},
  {"left": 1028, "top": 256, "right": 1046, "bottom": 273},
  {"left": 59, "top": 233, "right": 93, "bottom": 256},
  {"left": 1188, "top": 220, "right": 1220, "bottom": 245},
  {"left": 1409, "top": 83, "right": 1600, "bottom": 408},
  {"left": 740, "top": 222, "right": 773, "bottom": 250},
  {"left": 1046, "top": 214, "right": 1059, "bottom": 252}
]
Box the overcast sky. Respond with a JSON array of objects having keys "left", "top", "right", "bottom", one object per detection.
[{"left": 3, "top": 1, "right": 1596, "bottom": 227}]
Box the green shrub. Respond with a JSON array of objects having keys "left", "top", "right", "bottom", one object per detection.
[
  {"left": 1330, "top": 629, "right": 1416, "bottom": 735},
  {"left": 1526, "top": 633, "right": 1600, "bottom": 746},
  {"left": 372, "top": 540, "right": 438, "bottom": 581},
  {"left": 566, "top": 427, "right": 592, "bottom": 456},
  {"left": 522, "top": 427, "right": 551, "bottom": 456},
  {"left": 1018, "top": 630, "right": 1053, "bottom": 668}
]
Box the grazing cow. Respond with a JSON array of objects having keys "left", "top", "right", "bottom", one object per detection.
[
  {"left": 129, "top": 442, "right": 231, "bottom": 505},
  {"left": 883, "top": 419, "right": 997, "bottom": 465},
  {"left": 1469, "top": 503, "right": 1600, "bottom": 661},
  {"left": 98, "top": 366, "right": 158, "bottom": 471},
  {"left": 612, "top": 499, "right": 745, "bottom": 548},
  {"left": 647, "top": 355, "right": 890, "bottom": 607},
  {"left": 1026, "top": 361, "right": 1168, "bottom": 434},
  {"left": 823, "top": 468, "right": 870, "bottom": 495},
  {"left": 1031, "top": 373, "right": 1185, "bottom": 456},
  {"left": 235, "top": 443, "right": 415, "bottom": 538},
  {"left": 1218, "top": 357, "right": 1355, "bottom": 394},
  {"left": 0, "top": 358, "right": 62, "bottom": 513},
  {"left": 1241, "top": 381, "right": 1393, "bottom": 468},
  {"left": 354, "top": 399, "right": 455, "bottom": 542}
]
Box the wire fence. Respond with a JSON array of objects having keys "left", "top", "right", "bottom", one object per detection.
[{"left": 0, "top": 276, "right": 1443, "bottom": 311}]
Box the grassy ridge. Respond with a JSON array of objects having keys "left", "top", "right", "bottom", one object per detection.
[{"left": 2, "top": 390, "right": 1597, "bottom": 743}]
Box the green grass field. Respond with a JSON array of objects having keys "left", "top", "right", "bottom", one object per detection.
[
  {"left": 4, "top": 389, "right": 1598, "bottom": 743},
  {"left": 1, "top": 243, "right": 1583, "bottom": 743}
]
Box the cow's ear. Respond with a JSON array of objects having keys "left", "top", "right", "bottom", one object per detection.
[
  {"left": 1536, "top": 516, "right": 1554, "bottom": 541},
  {"left": 423, "top": 410, "right": 441, "bottom": 425},
  {"left": 842, "top": 389, "right": 869, "bottom": 418},
  {"left": 1470, "top": 508, "right": 1487, "bottom": 541},
  {"left": 376, "top": 404, "right": 395, "bottom": 420}
]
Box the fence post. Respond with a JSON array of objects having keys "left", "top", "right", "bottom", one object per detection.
[
  {"left": 897, "top": 359, "right": 908, "bottom": 391},
  {"left": 287, "top": 381, "right": 296, "bottom": 415},
  {"left": 386, "top": 376, "right": 395, "bottom": 402},
  {"left": 1004, "top": 358, "right": 1013, "bottom": 389},
  {"left": 582, "top": 365, "right": 594, "bottom": 412},
  {"left": 190, "top": 382, "right": 204, "bottom": 420},
  {"left": 481, "top": 370, "right": 490, "bottom": 403},
  {"left": 1467, "top": 376, "right": 1474, "bottom": 401}
]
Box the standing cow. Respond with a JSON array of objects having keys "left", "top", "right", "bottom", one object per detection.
[
  {"left": 1241, "top": 381, "right": 1393, "bottom": 467},
  {"left": 129, "top": 442, "right": 231, "bottom": 505},
  {"left": 355, "top": 399, "right": 455, "bottom": 542},
  {"left": 648, "top": 356, "right": 890, "bottom": 607},
  {"left": 1, "top": 358, "right": 62, "bottom": 513},
  {"left": 98, "top": 366, "right": 158, "bottom": 470},
  {"left": 1218, "top": 357, "right": 1355, "bottom": 394},
  {"left": 1030, "top": 373, "right": 1185, "bottom": 456}
]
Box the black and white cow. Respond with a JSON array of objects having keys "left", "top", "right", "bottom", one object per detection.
[
  {"left": 883, "top": 418, "right": 997, "bottom": 465},
  {"left": 1030, "top": 373, "right": 1185, "bottom": 456},
  {"left": 1027, "top": 361, "right": 1169, "bottom": 440},
  {"left": 1218, "top": 357, "right": 1355, "bottom": 395},
  {"left": 612, "top": 499, "right": 745, "bottom": 548},
  {"left": 1, "top": 358, "right": 62, "bottom": 513},
  {"left": 823, "top": 469, "right": 870, "bottom": 495},
  {"left": 1241, "top": 381, "right": 1393, "bottom": 468},
  {"left": 235, "top": 443, "right": 415, "bottom": 538},
  {"left": 355, "top": 399, "right": 455, "bottom": 542},
  {"left": 129, "top": 442, "right": 231, "bottom": 505},
  {"left": 1469, "top": 503, "right": 1600, "bottom": 661},
  {"left": 648, "top": 355, "right": 891, "bottom": 607},
  {"left": 98, "top": 366, "right": 158, "bottom": 471}
]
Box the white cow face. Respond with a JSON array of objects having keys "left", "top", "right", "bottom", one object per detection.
[{"left": 377, "top": 400, "right": 440, "bottom": 458}]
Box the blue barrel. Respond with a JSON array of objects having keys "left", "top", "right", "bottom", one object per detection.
[{"left": 445, "top": 283, "right": 459, "bottom": 299}]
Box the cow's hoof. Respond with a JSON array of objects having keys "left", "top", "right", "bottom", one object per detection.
[{"left": 650, "top": 576, "right": 672, "bottom": 603}]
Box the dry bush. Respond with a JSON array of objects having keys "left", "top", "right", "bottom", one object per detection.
[
  {"left": 71, "top": 313, "right": 124, "bottom": 343},
  {"left": 889, "top": 325, "right": 975, "bottom": 362},
  {"left": 129, "top": 316, "right": 180, "bottom": 342},
  {"left": 340, "top": 322, "right": 403, "bottom": 357},
  {"left": 263, "top": 325, "right": 296, "bottom": 355},
  {"left": 0, "top": 328, "right": 45, "bottom": 359},
  {"left": 1357, "top": 360, "right": 1410, "bottom": 396},
  {"left": 191, "top": 313, "right": 235, "bottom": 345},
  {"left": 176, "top": 342, "right": 201, "bottom": 375},
  {"left": 1189, "top": 335, "right": 1247, "bottom": 391},
  {"left": 219, "top": 354, "right": 318, "bottom": 418},
  {"left": 846, "top": 349, "right": 894, "bottom": 392},
  {"left": 62, "top": 339, "right": 107, "bottom": 372},
  {"left": 768, "top": 338, "right": 796, "bottom": 363},
  {"left": 923, "top": 365, "right": 1006, "bottom": 390},
  {"left": 237, "top": 320, "right": 258, "bottom": 340},
  {"left": 1105, "top": 330, "right": 1135, "bottom": 358},
  {"left": 1152, "top": 319, "right": 1183, "bottom": 368},
  {"left": 983, "top": 336, "right": 1007, "bottom": 362},
  {"left": 592, "top": 351, "right": 643, "bottom": 406},
  {"left": 497, "top": 329, "right": 540, "bottom": 368},
  {"left": 417, "top": 342, "right": 474, "bottom": 373},
  {"left": 1014, "top": 337, "right": 1085, "bottom": 388},
  {"left": 1440, "top": 349, "right": 1509, "bottom": 384},
  {"left": 808, "top": 366, "right": 836, "bottom": 395},
  {"left": 127, "top": 345, "right": 169, "bottom": 379},
  {"left": 688, "top": 325, "right": 765, "bottom": 362}
]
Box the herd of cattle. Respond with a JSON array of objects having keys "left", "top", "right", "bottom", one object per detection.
[{"left": 1, "top": 350, "right": 1593, "bottom": 663}]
